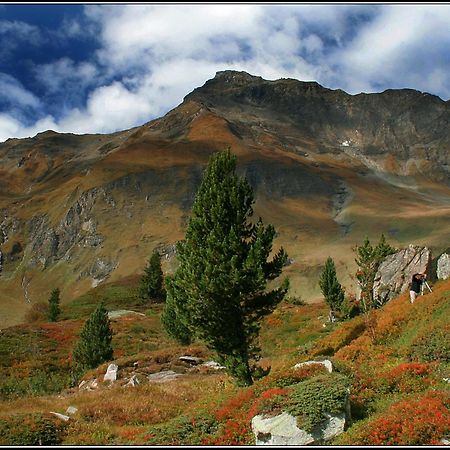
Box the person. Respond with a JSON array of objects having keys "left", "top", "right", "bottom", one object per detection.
[{"left": 410, "top": 272, "right": 426, "bottom": 304}]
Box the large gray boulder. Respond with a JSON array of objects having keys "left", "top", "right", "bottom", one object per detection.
[
  {"left": 251, "top": 410, "right": 347, "bottom": 445},
  {"left": 373, "top": 244, "right": 431, "bottom": 304},
  {"left": 437, "top": 253, "right": 450, "bottom": 280}
]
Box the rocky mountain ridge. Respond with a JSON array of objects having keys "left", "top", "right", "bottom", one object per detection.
[{"left": 1, "top": 70, "right": 450, "bottom": 327}]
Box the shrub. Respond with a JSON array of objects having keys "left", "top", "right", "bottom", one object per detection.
[
  {"left": 24, "top": 302, "right": 49, "bottom": 323},
  {"left": 341, "top": 390, "right": 450, "bottom": 445},
  {"left": 286, "top": 373, "right": 350, "bottom": 432},
  {"left": 251, "top": 373, "right": 350, "bottom": 433},
  {"left": 311, "top": 316, "right": 366, "bottom": 357},
  {"left": 0, "top": 413, "right": 66, "bottom": 445},
  {"left": 144, "top": 414, "right": 219, "bottom": 445},
  {"left": 268, "top": 364, "right": 329, "bottom": 388},
  {"left": 0, "top": 368, "right": 72, "bottom": 400},
  {"left": 408, "top": 324, "right": 450, "bottom": 362}
]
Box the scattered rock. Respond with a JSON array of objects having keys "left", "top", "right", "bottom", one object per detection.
[
  {"left": 179, "top": 356, "right": 204, "bottom": 365},
  {"left": 103, "top": 363, "right": 119, "bottom": 382},
  {"left": 373, "top": 244, "right": 431, "bottom": 305},
  {"left": 251, "top": 410, "right": 346, "bottom": 445},
  {"left": 147, "top": 370, "right": 181, "bottom": 383},
  {"left": 441, "top": 437, "right": 450, "bottom": 445},
  {"left": 107, "top": 310, "right": 146, "bottom": 319},
  {"left": 202, "top": 361, "right": 226, "bottom": 370},
  {"left": 125, "top": 375, "right": 140, "bottom": 387},
  {"left": 294, "top": 360, "right": 333, "bottom": 373},
  {"left": 49, "top": 411, "right": 70, "bottom": 422},
  {"left": 78, "top": 378, "right": 99, "bottom": 391},
  {"left": 437, "top": 253, "right": 450, "bottom": 280},
  {"left": 66, "top": 406, "right": 78, "bottom": 415}
]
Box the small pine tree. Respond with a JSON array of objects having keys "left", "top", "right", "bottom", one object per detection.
[
  {"left": 47, "top": 288, "right": 61, "bottom": 322},
  {"left": 72, "top": 303, "right": 113, "bottom": 371},
  {"left": 319, "top": 257, "right": 344, "bottom": 315},
  {"left": 162, "top": 149, "right": 288, "bottom": 386},
  {"left": 139, "top": 249, "right": 165, "bottom": 301},
  {"left": 354, "top": 234, "right": 395, "bottom": 312}
]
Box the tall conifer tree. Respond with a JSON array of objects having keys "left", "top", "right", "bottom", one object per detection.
[{"left": 162, "top": 149, "right": 288, "bottom": 386}]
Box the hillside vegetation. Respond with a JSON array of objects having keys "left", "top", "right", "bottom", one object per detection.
[{"left": 1, "top": 275, "right": 450, "bottom": 445}]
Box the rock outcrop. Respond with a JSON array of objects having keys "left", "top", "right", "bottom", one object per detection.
[
  {"left": 28, "top": 187, "right": 112, "bottom": 269},
  {"left": 373, "top": 245, "right": 431, "bottom": 304},
  {"left": 437, "top": 253, "right": 450, "bottom": 280}
]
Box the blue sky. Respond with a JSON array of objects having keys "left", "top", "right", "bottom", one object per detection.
[{"left": 1, "top": 4, "right": 450, "bottom": 142}]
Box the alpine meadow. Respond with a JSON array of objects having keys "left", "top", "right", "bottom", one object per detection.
[{"left": 1, "top": 4, "right": 450, "bottom": 444}]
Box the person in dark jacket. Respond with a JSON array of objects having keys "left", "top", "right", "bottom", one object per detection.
[{"left": 410, "top": 272, "right": 426, "bottom": 304}]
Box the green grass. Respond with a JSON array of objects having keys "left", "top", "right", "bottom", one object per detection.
[{"left": 61, "top": 283, "right": 151, "bottom": 320}]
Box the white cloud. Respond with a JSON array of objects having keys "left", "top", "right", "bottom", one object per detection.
[
  {"left": 0, "top": 113, "right": 57, "bottom": 142},
  {"left": 57, "top": 81, "right": 153, "bottom": 134},
  {"left": 34, "top": 58, "right": 99, "bottom": 93},
  {"left": 0, "top": 19, "right": 42, "bottom": 43},
  {"left": 0, "top": 73, "right": 41, "bottom": 109},
  {"left": 333, "top": 5, "right": 450, "bottom": 94},
  {"left": 2, "top": 4, "right": 450, "bottom": 142}
]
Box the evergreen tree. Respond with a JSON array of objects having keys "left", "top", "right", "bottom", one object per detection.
[
  {"left": 47, "top": 288, "right": 61, "bottom": 322},
  {"left": 72, "top": 303, "right": 113, "bottom": 371},
  {"left": 354, "top": 234, "right": 395, "bottom": 311},
  {"left": 139, "top": 249, "right": 165, "bottom": 301},
  {"left": 319, "top": 257, "right": 344, "bottom": 314},
  {"left": 160, "top": 283, "right": 192, "bottom": 345},
  {"left": 162, "top": 149, "right": 288, "bottom": 386}
]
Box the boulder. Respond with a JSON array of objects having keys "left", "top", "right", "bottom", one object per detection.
[
  {"left": 179, "top": 356, "right": 203, "bottom": 365},
  {"left": 125, "top": 375, "right": 140, "bottom": 387},
  {"left": 437, "top": 253, "right": 450, "bottom": 280},
  {"left": 147, "top": 370, "right": 181, "bottom": 383},
  {"left": 49, "top": 411, "right": 70, "bottom": 422},
  {"left": 66, "top": 406, "right": 78, "bottom": 415},
  {"left": 103, "top": 363, "right": 119, "bottom": 382},
  {"left": 78, "top": 378, "right": 98, "bottom": 391},
  {"left": 294, "top": 360, "right": 333, "bottom": 373},
  {"left": 251, "top": 410, "right": 346, "bottom": 445},
  {"left": 373, "top": 245, "right": 431, "bottom": 304},
  {"left": 202, "top": 361, "right": 226, "bottom": 370}
]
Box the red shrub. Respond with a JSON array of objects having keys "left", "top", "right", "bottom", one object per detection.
[
  {"left": 214, "top": 388, "right": 255, "bottom": 421},
  {"left": 353, "top": 391, "right": 450, "bottom": 445}
]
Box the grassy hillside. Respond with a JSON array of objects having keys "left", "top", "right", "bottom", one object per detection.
[{"left": 1, "top": 276, "right": 450, "bottom": 445}]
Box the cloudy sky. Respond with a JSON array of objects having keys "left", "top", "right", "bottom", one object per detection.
[{"left": 1, "top": 3, "right": 450, "bottom": 142}]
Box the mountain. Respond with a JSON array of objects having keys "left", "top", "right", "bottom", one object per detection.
[{"left": 1, "top": 70, "right": 450, "bottom": 327}]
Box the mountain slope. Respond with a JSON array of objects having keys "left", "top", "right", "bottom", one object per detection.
[{"left": 1, "top": 70, "right": 450, "bottom": 327}]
